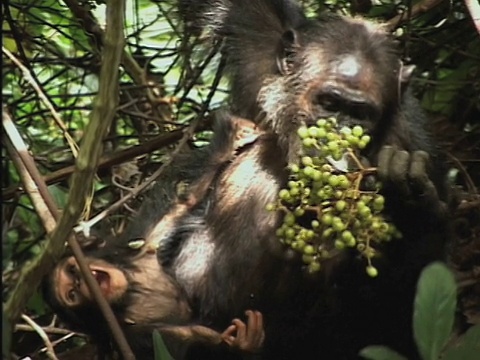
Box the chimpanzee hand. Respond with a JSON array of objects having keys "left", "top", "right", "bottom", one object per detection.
[
  {"left": 376, "top": 146, "right": 448, "bottom": 219},
  {"left": 221, "top": 310, "right": 265, "bottom": 353}
]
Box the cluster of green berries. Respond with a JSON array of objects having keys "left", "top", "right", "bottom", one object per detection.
[{"left": 267, "top": 117, "right": 401, "bottom": 277}]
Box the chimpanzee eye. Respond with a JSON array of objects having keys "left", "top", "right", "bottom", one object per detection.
[
  {"left": 68, "top": 264, "right": 76, "bottom": 275},
  {"left": 67, "top": 289, "right": 78, "bottom": 304}
]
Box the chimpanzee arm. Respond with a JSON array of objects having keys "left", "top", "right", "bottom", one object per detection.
[{"left": 155, "top": 310, "right": 264, "bottom": 352}]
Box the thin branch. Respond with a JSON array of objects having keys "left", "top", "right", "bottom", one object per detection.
[
  {"left": 75, "top": 121, "right": 198, "bottom": 232},
  {"left": 2, "top": 113, "right": 57, "bottom": 234},
  {"left": 2, "top": 47, "right": 79, "bottom": 158},
  {"left": 63, "top": 0, "right": 165, "bottom": 119},
  {"left": 2, "top": 127, "right": 189, "bottom": 200},
  {"left": 15, "top": 324, "right": 82, "bottom": 336},
  {"left": 38, "top": 333, "right": 77, "bottom": 357},
  {"left": 21, "top": 314, "right": 59, "bottom": 360},
  {"left": 76, "top": 47, "right": 226, "bottom": 234},
  {"left": 386, "top": 0, "right": 444, "bottom": 31},
  {"left": 446, "top": 152, "right": 478, "bottom": 195}
]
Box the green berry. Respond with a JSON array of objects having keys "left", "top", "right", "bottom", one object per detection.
[
  {"left": 284, "top": 213, "right": 296, "bottom": 226},
  {"left": 373, "top": 195, "right": 385, "bottom": 211},
  {"left": 302, "top": 254, "right": 314, "bottom": 264},
  {"left": 303, "top": 244, "right": 315, "bottom": 255},
  {"left": 338, "top": 175, "right": 350, "bottom": 189},
  {"left": 303, "top": 166, "right": 315, "bottom": 178},
  {"left": 297, "top": 126, "right": 309, "bottom": 139},
  {"left": 316, "top": 119, "right": 327, "bottom": 127},
  {"left": 366, "top": 266, "right": 378, "bottom": 278},
  {"left": 339, "top": 126, "right": 352, "bottom": 136},
  {"left": 335, "top": 200, "right": 347, "bottom": 212},
  {"left": 321, "top": 213, "right": 333, "bottom": 225},
  {"left": 302, "top": 156, "right": 314, "bottom": 166},
  {"left": 289, "top": 164, "right": 300, "bottom": 173},
  {"left": 284, "top": 227, "right": 296, "bottom": 239},
  {"left": 328, "top": 174, "right": 339, "bottom": 187},
  {"left": 279, "top": 189, "right": 290, "bottom": 201},
  {"left": 294, "top": 207, "right": 305, "bottom": 217},
  {"left": 303, "top": 137, "right": 316, "bottom": 147},
  {"left": 308, "top": 261, "right": 321, "bottom": 273},
  {"left": 360, "top": 135, "right": 371, "bottom": 145},
  {"left": 334, "top": 239, "right": 345, "bottom": 250},
  {"left": 352, "top": 125, "right": 364, "bottom": 137},
  {"left": 289, "top": 187, "right": 300, "bottom": 196}
]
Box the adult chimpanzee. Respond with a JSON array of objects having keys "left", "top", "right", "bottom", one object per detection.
[
  {"left": 164, "top": 0, "right": 451, "bottom": 359},
  {"left": 43, "top": 114, "right": 265, "bottom": 359},
  {"left": 45, "top": 1, "right": 451, "bottom": 358}
]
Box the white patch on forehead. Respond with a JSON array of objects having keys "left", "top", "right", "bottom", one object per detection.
[{"left": 336, "top": 55, "right": 360, "bottom": 78}]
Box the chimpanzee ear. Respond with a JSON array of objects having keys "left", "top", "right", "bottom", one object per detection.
[{"left": 277, "top": 28, "right": 299, "bottom": 75}]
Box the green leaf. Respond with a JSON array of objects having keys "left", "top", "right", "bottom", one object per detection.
[
  {"left": 413, "top": 262, "right": 457, "bottom": 360},
  {"left": 153, "top": 330, "right": 174, "bottom": 360},
  {"left": 443, "top": 324, "right": 480, "bottom": 360},
  {"left": 359, "top": 345, "right": 408, "bottom": 360}
]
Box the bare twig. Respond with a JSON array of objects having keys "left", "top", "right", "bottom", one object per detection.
[
  {"left": 62, "top": 0, "right": 167, "bottom": 121},
  {"left": 2, "top": 47, "right": 79, "bottom": 158},
  {"left": 3, "top": 113, "right": 57, "bottom": 234},
  {"left": 21, "top": 315, "right": 59, "bottom": 360},
  {"left": 15, "top": 324, "right": 82, "bottom": 336},
  {"left": 447, "top": 152, "right": 478, "bottom": 195},
  {"left": 75, "top": 119, "right": 198, "bottom": 231},
  {"left": 2, "top": 127, "right": 190, "bottom": 200}
]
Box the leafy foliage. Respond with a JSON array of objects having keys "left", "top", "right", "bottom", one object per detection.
[
  {"left": 361, "top": 262, "right": 480, "bottom": 360},
  {"left": 414, "top": 262, "right": 457, "bottom": 360}
]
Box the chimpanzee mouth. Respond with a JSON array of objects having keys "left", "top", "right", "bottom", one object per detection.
[{"left": 91, "top": 269, "right": 110, "bottom": 294}]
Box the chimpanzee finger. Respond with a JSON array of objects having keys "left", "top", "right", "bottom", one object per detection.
[
  {"left": 245, "top": 310, "right": 257, "bottom": 332},
  {"left": 377, "top": 145, "right": 395, "bottom": 181},
  {"left": 389, "top": 150, "right": 410, "bottom": 196},
  {"left": 245, "top": 310, "right": 259, "bottom": 346},
  {"left": 221, "top": 324, "right": 238, "bottom": 346},
  {"left": 253, "top": 311, "right": 265, "bottom": 347},
  {"left": 420, "top": 180, "right": 440, "bottom": 206},
  {"left": 409, "top": 151, "right": 447, "bottom": 213},
  {"left": 408, "top": 151, "right": 430, "bottom": 194},
  {"left": 232, "top": 318, "right": 247, "bottom": 343},
  {"left": 418, "top": 180, "right": 448, "bottom": 219}
]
